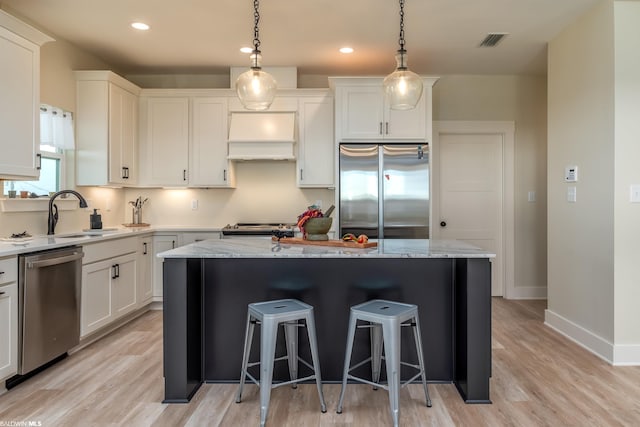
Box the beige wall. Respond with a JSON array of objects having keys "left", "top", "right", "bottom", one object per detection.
[
  {"left": 433, "top": 75, "right": 548, "bottom": 297},
  {"left": 122, "top": 162, "right": 334, "bottom": 227},
  {"left": 548, "top": 0, "right": 615, "bottom": 342},
  {"left": 613, "top": 0, "right": 640, "bottom": 346},
  {"left": 547, "top": 0, "right": 640, "bottom": 363}
]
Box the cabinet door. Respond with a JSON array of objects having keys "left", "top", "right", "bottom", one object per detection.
[
  {"left": 385, "top": 95, "right": 426, "bottom": 140},
  {"left": 81, "top": 259, "right": 113, "bottom": 337},
  {"left": 339, "top": 86, "right": 385, "bottom": 140},
  {"left": 190, "top": 97, "right": 235, "bottom": 187},
  {"left": 108, "top": 84, "right": 137, "bottom": 184},
  {"left": 0, "top": 282, "right": 18, "bottom": 380},
  {"left": 298, "top": 96, "right": 334, "bottom": 187},
  {"left": 0, "top": 26, "right": 40, "bottom": 179},
  {"left": 141, "top": 97, "right": 189, "bottom": 186},
  {"left": 152, "top": 234, "right": 179, "bottom": 299},
  {"left": 137, "top": 237, "right": 153, "bottom": 306},
  {"left": 112, "top": 253, "right": 137, "bottom": 318}
]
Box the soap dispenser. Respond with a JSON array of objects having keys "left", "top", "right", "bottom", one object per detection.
[{"left": 90, "top": 209, "right": 102, "bottom": 230}]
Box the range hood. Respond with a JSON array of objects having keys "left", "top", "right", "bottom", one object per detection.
[{"left": 228, "top": 112, "right": 297, "bottom": 160}]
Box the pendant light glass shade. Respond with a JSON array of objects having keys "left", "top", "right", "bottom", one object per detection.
[
  {"left": 383, "top": 51, "right": 423, "bottom": 110},
  {"left": 236, "top": 53, "right": 277, "bottom": 111},
  {"left": 383, "top": 0, "right": 423, "bottom": 110},
  {"left": 235, "top": 0, "right": 276, "bottom": 111}
]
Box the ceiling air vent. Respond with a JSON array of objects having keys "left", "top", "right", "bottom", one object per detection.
[{"left": 479, "top": 33, "right": 508, "bottom": 47}]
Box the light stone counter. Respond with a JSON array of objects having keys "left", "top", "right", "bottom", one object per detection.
[{"left": 157, "top": 238, "right": 495, "bottom": 259}]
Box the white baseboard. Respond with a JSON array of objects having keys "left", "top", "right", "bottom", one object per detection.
[
  {"left": 506, "top": 286, "right": 547, "bottom": 299},
  {"left": 544, "top": 309, "right": 614, "bottom": 363},
  {"left": 545, "top": 310, "right": 640, "bottom": 366},
  {"left": 613, "top": 345, "right": 640, "bottom": 366}
]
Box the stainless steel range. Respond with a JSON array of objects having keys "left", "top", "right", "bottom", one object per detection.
[{"left": 221, "top": 223, "right": 296, "bottom": 239}]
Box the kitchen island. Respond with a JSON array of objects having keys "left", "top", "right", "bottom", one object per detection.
[{"left": 159, "top": 238, "right": 494, "bottom": 404}]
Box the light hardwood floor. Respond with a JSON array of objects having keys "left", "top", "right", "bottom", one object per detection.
[{"left": 1, "top": 298, "right": 639, "bottom": 426}]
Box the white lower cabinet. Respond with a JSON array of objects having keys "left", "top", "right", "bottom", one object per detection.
[
  {"left": 0, "top": 257, "right": 18, "bottom": 381},
  {"left": 137, "top": 236, "right": 153, "bottom": 307},
  {"left": 81, "top": 238, "right": 138, "bottom": 338},
  {"left": 152, "top": 234, "right": 178, "bottom": 300},
  {"left": 151, "top": 232, "right": 220, "bottom": 300}
]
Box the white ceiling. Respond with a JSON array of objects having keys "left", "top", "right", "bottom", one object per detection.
[{"left": 1, "top": 0, "right": 599, "bottom": 77}]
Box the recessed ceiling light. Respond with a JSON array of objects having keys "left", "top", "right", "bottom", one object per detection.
[
  {"left": 339, "top": 47, "right": 354, "bottom": 54},
  {"left": 240, "top": 47, "right": 253, "bottom": 53},
  {"left": 131, "top": 22, "right": 150, "bottom": 31}
]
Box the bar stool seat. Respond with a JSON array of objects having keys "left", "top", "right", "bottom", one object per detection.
[
  {"left": 236, "top": 299, "right": 327, "bottom": 426},
  {"left": 337, "top": 299, "right": 431, "bottom": 426}
]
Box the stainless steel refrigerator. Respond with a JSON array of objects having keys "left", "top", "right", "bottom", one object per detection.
[{"left": 339, "top": 143, "right": 429, "bottom": 239}]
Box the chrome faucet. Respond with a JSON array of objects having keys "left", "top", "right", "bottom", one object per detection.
[{"left": 48, "top": 190, "right": 89, "bottom": 235}]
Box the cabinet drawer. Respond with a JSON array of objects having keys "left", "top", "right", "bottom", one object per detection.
[
  {"left": 83, "top": 237, "right": 137, "bottom": 264},
  {"left": 0, "top": 257, "right": 17, "bottom": 285}
]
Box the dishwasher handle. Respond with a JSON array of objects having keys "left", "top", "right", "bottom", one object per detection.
[{"left": 27, "top": 251, "right": 84, "bottom": 269}]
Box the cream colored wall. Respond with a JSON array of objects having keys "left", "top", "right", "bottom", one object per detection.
[
  {"left": 433, "top": 75, "right": 548, "bottom": 296},
  {"left": 613, "top": 0, "right": 640, "bottom": 345},
  {"left": 123, "top": 162, "right": 334, "bottom": 227},
  {"left": 547, "top": 0, "right": 615, "bottom": 341}
]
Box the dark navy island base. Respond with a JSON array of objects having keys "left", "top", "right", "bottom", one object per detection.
[{"left": 160, "top": 239, "right": 492, "bottom": 405}]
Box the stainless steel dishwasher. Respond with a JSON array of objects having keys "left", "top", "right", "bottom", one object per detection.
[{"left": 18, "top": 246, "right": 83, "bottom": 374}]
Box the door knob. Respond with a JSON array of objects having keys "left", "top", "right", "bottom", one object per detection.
[{"left": 440, "top": 221, "right": 447, "bottom": 227}]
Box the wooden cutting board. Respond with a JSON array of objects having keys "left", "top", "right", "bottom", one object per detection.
[{"left": 272, "top": 237, "right": 377, "bottom": 249}]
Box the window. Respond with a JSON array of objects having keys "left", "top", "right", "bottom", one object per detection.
[
  {"left": 3, "top": 145, "right": 63, "bottom": 196},
  {"left": 3, "top": 104, "right": 72, "bottom": 197}
]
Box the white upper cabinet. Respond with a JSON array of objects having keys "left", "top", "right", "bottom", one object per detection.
[
  {"left": 75, "top": 71, "right": 141, "bottom": 186},
  {"left": 330, "top": 77, "right": 437, "bottom": 142},
  {"left": 138, "top": 96, "right": 190, "bottom": 186},
  {"left": 297, "top": 94, "right": 334, "bottom": 187},
  {"left": 0, "top": 11, "right": 53, "bottom": 180},
  {"left": 190, "top": 97, "right": 235, "bottom": 187}
]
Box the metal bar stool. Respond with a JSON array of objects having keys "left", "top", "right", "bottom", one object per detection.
[
  {"left": 236, "top": 299, "right": 327, "bottom": 426},
  {"left": 336, "top": 299, "right": 432, "bottom": 426}
]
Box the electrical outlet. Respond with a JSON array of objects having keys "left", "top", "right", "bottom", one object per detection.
[
  {"left": 527, "top": 191, "right": 536, "bottom": 202},
  {"left": 191, "top": 199, "right": 198, "bottom": 210}
]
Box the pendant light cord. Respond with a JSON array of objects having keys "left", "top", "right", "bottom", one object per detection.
[
  {"left": 252, "top": 0, "right": 261, "bottom": 68},
  {"left": 397, "top": 0, "right": 407, "bottom": 69}
]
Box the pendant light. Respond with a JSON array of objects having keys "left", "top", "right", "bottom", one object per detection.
[
  {"left": 383, "top": 0, "right": 423, "bottom": 110},
  {"left": 236, "top": 0, "right": 277, "bottom": 110}
]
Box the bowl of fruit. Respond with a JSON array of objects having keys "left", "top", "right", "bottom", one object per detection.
[{"left": 297, "top": 205, "right": 334, "bottom": 241}]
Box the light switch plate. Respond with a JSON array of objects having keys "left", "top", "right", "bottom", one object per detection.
[
  {"left": 191, "top": 199, "right": 198, "bottom": 210},
  {"left": 567, "top": 186, "right": 577, "bottom": 203},
  {"left": 630, "top": 185, "right": 640, "bottom": 203},
  {"left": 528, "top": 191, "right": 536, "bottom": 202},
  {"left": 565, "top": 166, "right": 578, "bottom": 182}
]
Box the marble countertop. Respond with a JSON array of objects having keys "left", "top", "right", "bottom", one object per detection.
[
  {"left": 158, "top": 238, "right": 496, "bottom": 259},
  {"left": 0, "top": 226, "right": 223, "bottom": 258}
]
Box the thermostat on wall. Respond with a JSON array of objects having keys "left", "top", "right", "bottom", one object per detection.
[{"left": 565, "top": 166, "right": 578, "bottom": 182}]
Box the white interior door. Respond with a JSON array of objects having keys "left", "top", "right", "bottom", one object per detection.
[{"left": 432, "top": 121, "right": 514, "bottom": 297}]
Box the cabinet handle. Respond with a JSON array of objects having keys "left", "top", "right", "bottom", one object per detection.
[
  {"left": 172, "top": 240, "right": 176, "bottom": 249},
  {"left": 143, "top": 242, "right": 148, "bottom": 255},
  {"left": 183, "top": 170, "right": 187, "bottom": 181},
  {"left": 0, "top": 271, "right": 4, "bottom": 275},
  {"left": 385, "top": 122, "right": 389, "bottom": 135},
  {"left": 36, "top": 153, "right": 42, "bottom": 170},
  {"left": 379, "top": 122, "right": 383, "bottom": 135},
  {"left": 112, "top": 264, "right": 120, "bottom": 279},
  {"left": 0, "top": 291, "right": 5, "bottom": 296},
  {"left": 223, "top": 169, "right": 227, "bottom": 181},
  {"left": 300, "top": 169, "right": 304, "bottom": 181}
]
